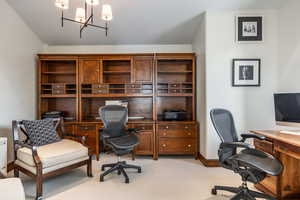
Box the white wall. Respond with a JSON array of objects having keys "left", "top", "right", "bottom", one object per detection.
[
  {"left": 192, "top": 13, "right": 207, "bottom": 156},
  {"left": 196, "top": 10, "right": 279, "bottom": 159},
  {"left": 278, "top": 0, "right": 300, "bottom": 92},
  {"left": 0, "top": 1, "right": 43, "bottom": 162},
  {"left": 43, "top": 44, "right": 193, "bottom": 54}
]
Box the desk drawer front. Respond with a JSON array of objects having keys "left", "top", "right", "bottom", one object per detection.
[
  {"left": 254, "top": 139, "right": 274, "bottom": 155},
  {"left": 77, "top": 125, "right": 96, "bottom": 135},
  {"left": 158, "top": 124, "right": 195, "bottom": 138},
  {"left": 159, "top": 138, "right": 196, "bottom": 154},
  {"left": 131, "top": 124, "right": 153, "bottom": 132}
]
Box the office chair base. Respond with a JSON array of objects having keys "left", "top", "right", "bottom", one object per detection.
[
  {"left": 211, "top": 184, "right": 276, "bottom": 200},
  {"left": 100, "top": 161, "right": 141, "bottom": 183}
]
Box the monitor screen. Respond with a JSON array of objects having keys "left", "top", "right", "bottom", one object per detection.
[{"left": 274, "top": 93, "right": 300, "bottom": 123}]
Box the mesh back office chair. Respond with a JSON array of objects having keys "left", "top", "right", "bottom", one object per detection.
[
  {"left": 99, "top": 105, "right": 141, "bottom": 183},
  {"left": 210, "top": 109, "right": 283, "bottom": 200}
]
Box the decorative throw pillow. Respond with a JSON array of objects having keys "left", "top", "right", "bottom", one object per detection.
[{"left": 22, "top": 119, "right": 61, "bottom": 146}]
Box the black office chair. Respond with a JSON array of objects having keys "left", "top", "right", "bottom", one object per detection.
[
  {"left": 99, "top": 105, "right": 141, "bottom": 183},
  {"left": 210, "top": 108, "right": 283, "bottom": 200}
]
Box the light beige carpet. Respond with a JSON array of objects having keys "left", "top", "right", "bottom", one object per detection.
[{"left": 17, "top": 154, "right": 250, "bottom": 200}]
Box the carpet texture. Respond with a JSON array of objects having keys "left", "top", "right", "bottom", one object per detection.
[{"left": 17, "top": 154, "right": 248, "bottom": 200}]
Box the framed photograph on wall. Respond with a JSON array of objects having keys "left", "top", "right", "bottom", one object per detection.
[
  {"left": 236, "top": 15, "right": 263, "bottom": 43},
  {"left": 232, "top": 59, "right": 261, "bottom": 87}
]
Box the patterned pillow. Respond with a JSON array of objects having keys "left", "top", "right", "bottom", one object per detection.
[{"left": 22, "top": 119, "right": 61, "bottom": 146}]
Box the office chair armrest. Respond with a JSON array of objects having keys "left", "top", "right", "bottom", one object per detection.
[
  {"left": 128, "top": 128, "right": 140, "bottom": 133},
  {"left": 240, "top": 133, "right": 266, "bottom": 142},
  {"left": 220, "top": 142, "right": 252, "bottom": 149},
  {"left": 99, "top": 128, "right": 111, "bottom": 139}
]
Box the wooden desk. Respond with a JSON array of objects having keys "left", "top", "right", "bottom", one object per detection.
[{"left": 251, "top": 130, "right": 300, "bottom": 200}]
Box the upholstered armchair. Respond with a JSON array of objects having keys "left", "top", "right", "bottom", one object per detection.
[
  {"left": 0, "top": 172, "right": 26, "bottom": 200},
  {"left": 12, "top": 118, "right": 93, "bottom": 200}
]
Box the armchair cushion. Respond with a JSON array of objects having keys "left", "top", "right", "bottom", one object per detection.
[
  {"left": 0, "top": 178, "right": 25, "bottom": 200},
  {"left": 22, "top": 119, "right": 61, "bottom": 146},
  {"left": 16, "top": 139, "right": 88, "bottom": 168}
]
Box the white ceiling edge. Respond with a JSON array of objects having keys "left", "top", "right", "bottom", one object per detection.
[{"left": 41, "top": 44, "right": 194, "bottom": 54}]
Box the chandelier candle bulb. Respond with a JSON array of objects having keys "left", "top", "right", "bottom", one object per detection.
[
  {"left": 56, "top": 0, "right": 112, "bottom": 37},
  {"left": 55, "top": 0, "right": 69, "bottom": 9},
  {"left": 102, "top": 4, "right": 113, "bottom": 21},
  {"left": 75, "top": 8, "right": 86, "bottom": 23},
  {"left": 86, "top": 0, "right": 99, "bottom": 6}
]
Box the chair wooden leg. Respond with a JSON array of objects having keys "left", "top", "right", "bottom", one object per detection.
[
  {"left": 36, "top": 165, "right": 43, "bottom": 200},
  {"left": 14, "top": 167, "right": 19, "bottom": 177},
  {"left": 87, "top": 156, "right": 93, "bottom": 177},
  {"left": 132, "top": 151, "right": 135, "bottom": 161}
]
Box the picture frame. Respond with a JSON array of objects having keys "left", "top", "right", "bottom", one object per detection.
[
  {"left": 232, "top": 59, "right": 261, "bottom": 87},
  {"left": 236, "top": 15, "right": 263, "bottom": 43}
]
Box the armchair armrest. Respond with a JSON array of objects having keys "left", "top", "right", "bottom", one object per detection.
[
  {"left": 63, "top": 134, "right": 87, "bottom": 146},
  {"left": 220, "top": 142, "right": 252, "bottom": 149},
  {"left": 240, "top": 133, "right": 266, "bottom": 142},
  {"left": 15, "top": 141, "right": 42, "bottom": 166}
]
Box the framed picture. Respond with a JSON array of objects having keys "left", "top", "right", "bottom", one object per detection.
[
  {"left": 236, "top": 15, "right": 263, "bottom": 42},
  {"left": 232, "top": 59, "right": 261, "bottom": 87}
]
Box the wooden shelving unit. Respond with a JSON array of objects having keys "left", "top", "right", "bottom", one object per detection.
[{"left": 38, "top": 53, "right": 197, "bottom": 160}]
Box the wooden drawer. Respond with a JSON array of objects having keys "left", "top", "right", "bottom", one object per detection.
[
  {"left": 64, "top": 125, "right": 75, "bottom": 134},
  {"left": 92, "top": 89, "right": 108, "bottom": 94},
  {"left": 52, "top": 89, "right": 65, "bottom": 95},
  {"left": 52, "top": 84, "right": 65, "bottom": 89},
  {"left": 92, "top": 84, "right": 108, "bottom": 89},
  {"left": 126, "top": 89, "right": 141, "bottom": 93},
  {"left": 254, "top": 139, "right": 274, "bottom": 155},
  {"left": 169, "top": 89, "right": 181, "bottom": 93},
  {"left": 131, "top": 124, "right": 153, "bottom": 132},
  {"left": 77, "top": 125, "right": 96, "bottom": 136},
  {"left": 126, "top": 84, "right": 141, "bottom": 89},
  {"left": 169, "top": 83, "right": 180, "bottom": 88},
  {"left": 158, "top": 124, "right": 195, "bottom": 138},
  {"left": 159, "top": 138, "right": 196, "bottom": 154}
]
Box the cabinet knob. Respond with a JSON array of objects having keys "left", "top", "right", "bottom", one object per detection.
[
  {"left": 163, "top": 132, "right": 167, "bottom": 136},
  {"left": 187, "top": 144, "right": 191, "bottom": 148},
  {"left": 165, "top": 126, "right": 169, "bottom": 129},
  {"left": 162, "top": 144, "right": 166, "bottom": 147},
  {"left": 187, "top": 132, "right": 191, "bottom": 136},
  {"left": 185, "top": 126, "right": 189, "bottom": 129}
]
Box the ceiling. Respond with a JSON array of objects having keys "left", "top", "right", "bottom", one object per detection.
[{"left": 7, "top": 0, "right": 283, "bottom": 45}]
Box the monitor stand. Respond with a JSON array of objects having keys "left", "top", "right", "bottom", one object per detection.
[{"left": 280, "top": 130, "right": 300, "bottom": 135}]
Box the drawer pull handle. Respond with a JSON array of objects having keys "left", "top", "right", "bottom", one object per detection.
[
  {"left": 185, "top": 126, "right": 189, "bottom": 129},
  {"left": 165, "top": 126, "right": 169, "bottom": 129},
  {"left": 163, "top": 133, "right": 167, "bottom": 136},
  {"left": 187, "top": 133, "right": 191, "bottom": 136},
  {"left": 187, "top": 144, "right": 191, "bottom": 148},
  {"left": 162, "top": 144, "right": 166, "bottom": 147}
]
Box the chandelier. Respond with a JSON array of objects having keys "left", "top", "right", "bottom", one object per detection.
[{"left": 55, "top": 0, "right": 113, "bottom": 38}]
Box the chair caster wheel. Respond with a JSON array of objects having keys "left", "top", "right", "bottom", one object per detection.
[
  {"left": 101, "top": 167, "right": 105, "bottom": 171},
  {"left": 211, "top": 188, "right": 217, "bottom": 195},
  {"left": 138, "top": 168, "right": 141, "bottom": 173},
  {"left": 100, "top": 177, "right": 104, "bottom": 182},
  {"left": 118, "top": 170, "right": 121, "bottom": 175},
  {"left": 125, "top": 179, "right": 129, "bottom": 184}
]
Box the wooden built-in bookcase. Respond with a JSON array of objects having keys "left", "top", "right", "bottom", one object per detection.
[{"left": 38, "top": 53, "right": 197, "bottom": 160}]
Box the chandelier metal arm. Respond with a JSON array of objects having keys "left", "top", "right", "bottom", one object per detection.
[{"left": 57, "top": 0, "right": 111, "bottom": 38}]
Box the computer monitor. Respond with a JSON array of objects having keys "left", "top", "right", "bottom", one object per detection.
[{"left": 274, "top": 93, "right": 300, "bottom": 127}]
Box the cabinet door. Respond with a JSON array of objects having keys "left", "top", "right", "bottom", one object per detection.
[
  {"left": 133, "top": 56, "right": 153, "bottom": 83},
  {"left": 76, "top": 124, "right": 97, "bottom": 155},
  {"left": 135, "top": 131, "right": 153, "bottom": 155},
  {"left": 80, "top": 60, "right": 101, "bottom": 83}
]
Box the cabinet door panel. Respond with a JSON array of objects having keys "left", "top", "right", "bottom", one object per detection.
[
  {"left": 80, "top": 60, "right": 101, "bottom": 83},
  {"left": 133, "top": 57, "right": 153, "bottom": 83},
  {"left": 135, "top": 132, "right": 153, "bottom": 155}
]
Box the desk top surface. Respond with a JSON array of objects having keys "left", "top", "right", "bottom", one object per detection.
[{"left": 251, "top": 130, "right": 300, "bottom": 148}]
